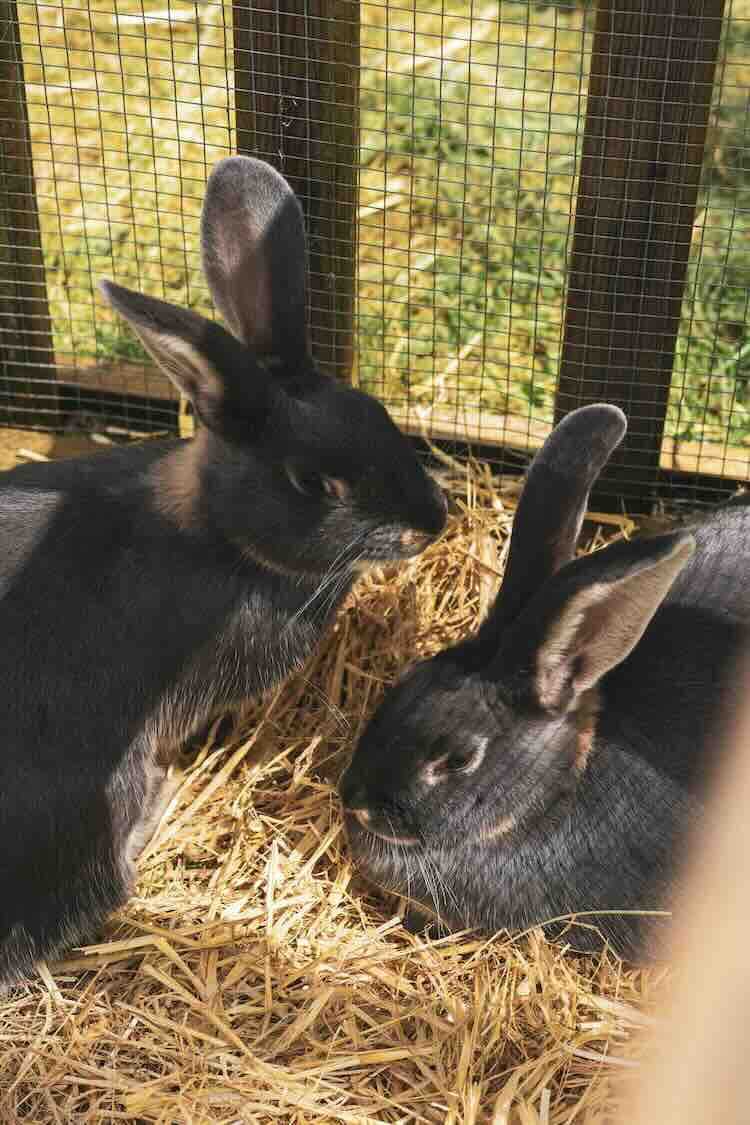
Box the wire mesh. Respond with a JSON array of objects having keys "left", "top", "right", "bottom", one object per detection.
[
  {"left": 0, "top": 0, "right": 748, "bottom": 509},
  {"left": 4, "top": 0, "right": 234, "bottom": 434},
  {"left": 358, "top": 0, "right": 588, "bottom": 463},
  {"left": 669, "top": 0, "right": 750, "bottom": 497}
]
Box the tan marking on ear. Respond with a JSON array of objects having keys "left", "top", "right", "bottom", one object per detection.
[
  {"left": 128, "top": 320, "right": 226, "bottom": 406},
  {"left": 574, "top": 687, "right": 601, "bottom": 775},
  {"left": 151, "top": 431, "right": 208, "bottom": 530},
  {"left": 538, "top": 536, "right": 694, "bottom": 711},
  {"left": 125, "top": 766, "right": 181, "bottom": 865},
  {"left": 536, "top": 597, "right": 597, "bottom": 711}
]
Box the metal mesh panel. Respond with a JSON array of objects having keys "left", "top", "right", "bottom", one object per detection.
[
  {"left": 5, "top": 0, "right": 234, "bottom": 432},
  {"left": 669, "top": 0, "right": 750, "bottom": 493},
  {"left": 358, "top": 0, "right": 587, "bottom": 454},
  {"left": 1, "top": 0, "right": 749, "bottom": 509}
]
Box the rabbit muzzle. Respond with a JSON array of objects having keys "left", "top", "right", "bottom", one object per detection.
[
  {"left": 343, "top": 807, "right": 419, "bottom": 847},
  {"left": 397, "top": 527, "right": 439, "bottom": 557}
]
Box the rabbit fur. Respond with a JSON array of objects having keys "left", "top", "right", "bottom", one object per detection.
[
  {"left": 340, "top": 404, "right": 749, "bottom": 958},
  {"left": 0, "top": 156, "right": 446, "bottom": 988}
]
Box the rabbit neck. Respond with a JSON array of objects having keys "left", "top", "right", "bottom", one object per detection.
[{"left": 151, "top": 435, "right": 204, "bottom": 530}]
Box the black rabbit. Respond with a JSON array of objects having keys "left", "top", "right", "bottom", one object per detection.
[
  {"left": 340, "top": 404, "right": 750, "bottom": 958},
  {"left": 0, "top": 156, "right": 446, "bottom": 988}
]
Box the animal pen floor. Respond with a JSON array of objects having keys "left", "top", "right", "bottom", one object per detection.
[{"left": 0, "top": 435, "right": 666, "bottom": 1124}]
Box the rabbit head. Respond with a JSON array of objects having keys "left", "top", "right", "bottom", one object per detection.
[
  {"left": 340, "top": 405, "right": 695, "bottom": 896},
  {"left": 100, "top": 157, "right": 446, "bottom": 578}
]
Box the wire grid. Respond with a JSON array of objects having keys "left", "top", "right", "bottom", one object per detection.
[
  {"left": 358, "top": 0, "right": 589, "bottom": 457},
  {"left": 3, "top": 0, "right": 234, "bottom": 433},
  {"left": 669, "top": 0, "right": 750, "bottom": 496},
  {"left": 1, "top": 0, "right": 749, "bottom": 504}
]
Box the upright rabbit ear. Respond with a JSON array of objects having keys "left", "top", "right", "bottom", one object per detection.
[
  {"left": 497, "top": 531, "right": 695, "bottom": 714},
  {"left": 482, "top": 405, "right": 627, "bottom": 638},
  {"left": 200, "top": 156, "right": 308, "bottom": 363},
  {"left": 99, "top": 280, "right": 268, "bottom": 438}
]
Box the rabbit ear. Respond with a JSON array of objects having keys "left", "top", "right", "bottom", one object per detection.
[
  {"left": 482, "top": 404, "right": 627, "bottom": 639},
  {"left": 500, "top": 531, "right": 695, "bottom": 714},
  {"left": 200, "top": 156, "right": 308, "bottom": 363},
  {"left": 99, "top": 280, "right": 269, "bottom": 437}
]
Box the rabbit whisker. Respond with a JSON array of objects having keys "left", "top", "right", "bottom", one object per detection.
[
  {"left": 316, "top": 564, "right": 355, "bottom": 622},
  {"left": 422, "top": 849, "right": 460, "bottom": 917},
  {"left": 389, "top": 813, "right": 442, "bottom": 928},
  {"left": 297, "top": 673, "right": 351, "bottom": 733},
  {"left": 282, "top": 534, "right": 364, "bottom": 632},
  {"left": 316, "top": 547, "right": 368, "bottom": 624},
  {"left": 386, "top": 812, "right": 420, "bottom": 919},
  {"left": 415, "top": 850, "right": 445, "bottom": 931},
  {"left": 289, "top": 564, "right": 347, "bottom": 626}
]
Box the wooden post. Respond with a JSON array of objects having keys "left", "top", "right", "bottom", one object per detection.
[
  {"left": 233, "top": 0, "right": 360, "bottom": 383},
  {"left": 555, "top": 0, "right": 725, "bottom": 506},
  {"left": 0, "top": 0, "right": 57, "bottom": 427}
]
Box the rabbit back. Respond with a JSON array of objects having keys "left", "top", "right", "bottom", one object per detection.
[{"left": 600, "top": 502, "right": 750, "bottom": 793}]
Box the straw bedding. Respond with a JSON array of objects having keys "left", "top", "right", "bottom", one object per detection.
[{"left": 0, "top": 450, "right": 666, "bottom": 1123}]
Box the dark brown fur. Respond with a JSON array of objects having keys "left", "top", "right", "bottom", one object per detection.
[
  {"left": 341, "top": 405, "right": 749, "bottom": 958},
  {"left": 0, "top": 157, "right": 446, "bottom": 989}
]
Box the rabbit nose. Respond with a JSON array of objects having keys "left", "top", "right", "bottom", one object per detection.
[{"left": 351, "top": 808, "right": 373, "bottom": 829}]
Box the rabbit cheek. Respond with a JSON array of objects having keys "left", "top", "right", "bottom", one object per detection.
[{"left": 343, "top": 816, "right": 415, "bottom": 895}]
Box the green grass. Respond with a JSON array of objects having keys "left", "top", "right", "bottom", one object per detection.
[
  {"left": 18, "top": 0, "right": 750, "bottom": 448},
  {"left": 356, "top": 1, "right": 584, "bottom": 433}
]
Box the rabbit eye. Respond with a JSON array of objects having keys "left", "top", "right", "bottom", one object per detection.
[
  {"left": 424, "top": 738, "right": 487, "bottom": 783},
  {"left": 286, "top": 464, "right": 349, "bottom": 502},
  {"left": 443, "top": 750, "right": 479, "bottom": 773}
]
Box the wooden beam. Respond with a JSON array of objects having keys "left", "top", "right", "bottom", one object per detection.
[
  {"left": 384, "top": 402, "right": 750, "bottom": 486},
  {"left": 0, "top": 0, "right": 57, "bottom": 427},
  {"left": 233, "top": 0, "right": 360, "bottom": 384},
  {"left": 555, "top": 0, "right": 725, "bottom": 505},
  {"left": 57, "top": 362, "right": 176, "bottom": 403},
  {"left": 55, "top": 362, "right": 750, "bottom": 492}
]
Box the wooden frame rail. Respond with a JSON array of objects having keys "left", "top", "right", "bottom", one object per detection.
[{"left": 555, "top": 0, "right": 726, "bottom": 505}]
